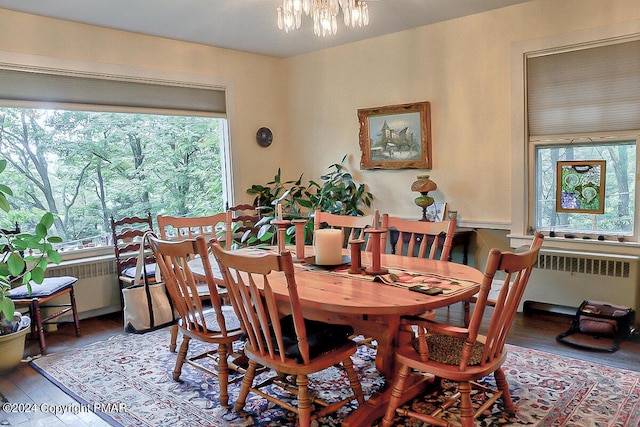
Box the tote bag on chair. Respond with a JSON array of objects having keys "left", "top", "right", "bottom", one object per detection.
[{"left": 122, "top": 231, "right": 176, "bottom": 333}]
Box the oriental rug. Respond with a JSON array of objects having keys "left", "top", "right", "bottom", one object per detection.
[{"left": 30, "top": 327, "right": 640, "bottom": 427}]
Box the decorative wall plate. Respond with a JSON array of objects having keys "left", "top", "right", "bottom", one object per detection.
[{"left": 256, "top": 127, "right": 273, "bottom": 147}]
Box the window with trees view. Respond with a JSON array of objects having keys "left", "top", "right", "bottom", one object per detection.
[
  {"left": 527, "top": 38, "right": 640, "bottom": 239},
  {"left": 0, "top": 107, "right": 226, "bottom": 251},
  {"left": 533, "top": 138, "right": 637, "bottom": 235}
]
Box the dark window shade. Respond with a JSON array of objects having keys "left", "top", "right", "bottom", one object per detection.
[
  {"left": 0, "top": 68, "right": 226, "bottom": 115},
  {"left": 527, "top": 40, "right": 640, "bottom": 137}
]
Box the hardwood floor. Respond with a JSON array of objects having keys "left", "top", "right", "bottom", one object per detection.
[{"left": 1, "top": 306, "right": 638, "bottom": 426}]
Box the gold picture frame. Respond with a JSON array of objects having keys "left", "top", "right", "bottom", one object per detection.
[
  {"left": 556, "top": 160, "right": 606, "bottom": 214},
  {"left": 358, "top": 101, "right": 432, "bottom": 170}
]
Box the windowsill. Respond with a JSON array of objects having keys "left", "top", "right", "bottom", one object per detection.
[
  {"left": 509, "top": 233, "right": 640, "bottom": 255},
  {"left": 58, "top": 245, "right": 114, "bottom": 262}
]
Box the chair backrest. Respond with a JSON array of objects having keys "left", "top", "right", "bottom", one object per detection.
[
  {"left": 110, "top": 213, "right": 155, "bottom": 277},
  {"left": 147, "top": 234, "right": 229, "bottom": 335},
  {"left": 227, "top": 204, "right": 262, "bottom": 247},
  {"left": 381, "top": 214, "right": 456, "bottom": 260},
  {"left": 157, "top": 212, "right": 232, "bottom": 250},
  {"left": 465, "top": 233, "right": 543, "bottom": 369},
  {"left": 313, "top": 210, "right": 375, "bottom": 249},
  {"left": 211, "top": 243, "right": 315, "bottom": 365}
]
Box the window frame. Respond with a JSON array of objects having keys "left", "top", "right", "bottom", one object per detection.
[
  {"left": 528, "top": 132, "right": 640, "bottom": 240},
  {"left": 510, "top": 20, "right": 640, "bottom": 250}
]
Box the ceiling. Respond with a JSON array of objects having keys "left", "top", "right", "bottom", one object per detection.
[{"left": 0, "top": 0, "right": 532, "bottom": 58}]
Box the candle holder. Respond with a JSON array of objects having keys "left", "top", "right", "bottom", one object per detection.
[
  {"left": 348, "top": 239, "right": 365, "bottom": 274},
  {"left": 271, "top": 219, "right": 291, "bottom": 254},
  {"left": 364, "top": 228, "right": 388, "bottom": 275},
  {"left": 292, "top": 219, "right": 308, "bottom": 261}
]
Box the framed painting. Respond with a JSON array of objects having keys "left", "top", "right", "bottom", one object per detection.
[
  {"left": 358, "top": 101, "right": 431, "bottom": 170},
  {"left": 556, "top": 160, "right": 606, "bottom": 214}
]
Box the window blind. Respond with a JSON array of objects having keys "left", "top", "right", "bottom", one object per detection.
[
  {"left": 0, "top": 68, "right": 226, "bottom": 116},
  {"left": 527, "top": 39, "right": 640, "bottom": 137}
]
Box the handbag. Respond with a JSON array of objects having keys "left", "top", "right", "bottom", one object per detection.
[
  {"left": 122, "top": 231, "right": 176, "bottom": 333},
  {"left": 557, "top": 300, "right": 635, "bottom": 352}
]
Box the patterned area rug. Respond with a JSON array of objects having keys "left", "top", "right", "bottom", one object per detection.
[{"left": 30, "top": 326, "right": 640, "bottom": 426}]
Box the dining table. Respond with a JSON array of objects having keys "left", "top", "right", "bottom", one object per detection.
[{"left": 190, "top": 245, "right": 483, "bottom": 426}]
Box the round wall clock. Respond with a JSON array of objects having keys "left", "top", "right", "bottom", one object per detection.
[{"left": 256, "top": 127, "right": 273, "bottom": 147}]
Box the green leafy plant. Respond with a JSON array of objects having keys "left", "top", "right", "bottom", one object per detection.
[
  {"left": 0, "top": 159, "right": 63, "bottom": 331},
  {"left": 244, "top": 155, "right": 374, "bottom": 246}
]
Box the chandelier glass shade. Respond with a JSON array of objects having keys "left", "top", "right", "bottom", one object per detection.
[{"left": 277, "top": 0, "right": 369, "bottom": 37}]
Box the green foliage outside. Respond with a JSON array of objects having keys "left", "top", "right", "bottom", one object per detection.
[{"left": 0, "top": 108, "right": 224, "bottom": 248}]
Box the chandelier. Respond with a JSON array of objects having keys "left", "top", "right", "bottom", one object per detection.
[{"left": 277, "top": 0, "right": 369, "bottom": 37}]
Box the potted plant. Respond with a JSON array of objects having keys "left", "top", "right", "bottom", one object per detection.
[
  {"left": 0, "top": 159, "right": 61, "bottom": 371},
  {"left": 245, "top": 155, "right": 374, "bottom": 246}
]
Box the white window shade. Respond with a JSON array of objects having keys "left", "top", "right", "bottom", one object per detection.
[
  {"left": 527, "top": 40, "right": 640, "bottom": 137},
  {"left": 0, "top": 68, "right": 226, "bottom": 116}
]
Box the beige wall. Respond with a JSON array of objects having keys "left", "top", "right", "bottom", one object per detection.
[
  {"left": 1, "top": 0, "right": 640, "bottom": 232},
  {"left": 0, "top": 8, "right": 288, "bottom": 206},
  {"left": 282, "top": 0, "right": 640, "bottom": 230}
]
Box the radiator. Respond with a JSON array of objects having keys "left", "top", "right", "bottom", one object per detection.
[
  {"left": 522, "top": 249, "right": 640, "bottom": 312},
  {"left": 42, "top": 255, "right": 121, "bottom": 322}
]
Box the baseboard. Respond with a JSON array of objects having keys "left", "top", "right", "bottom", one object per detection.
[{"left": 523, "top": 300, "right": 577, "bottom": 317}]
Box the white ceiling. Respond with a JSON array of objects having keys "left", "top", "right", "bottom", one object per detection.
[{"left": 0, "top": 0, "right": 532, "bottom": 58}]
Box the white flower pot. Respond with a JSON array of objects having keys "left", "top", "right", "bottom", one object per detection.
[{"left": 0, "top": 326, "right": 29, "bottom": 372}]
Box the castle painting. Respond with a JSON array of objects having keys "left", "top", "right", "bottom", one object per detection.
[{"left": 358, "top": 101, "right": 431, "bottom": 170}]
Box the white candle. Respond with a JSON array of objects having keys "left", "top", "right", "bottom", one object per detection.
[
  {"left": 314, "top": 229, "right": 343, "bottom": 265},
  {"left": 277, "top": 203, "right": 283, "bottom": 221}
]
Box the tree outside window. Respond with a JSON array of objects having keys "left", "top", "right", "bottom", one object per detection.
[{"left": 0, "top": 107, "right": 226, "bottom": 250}]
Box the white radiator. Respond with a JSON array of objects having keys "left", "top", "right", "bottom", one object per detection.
[
  {"left": 522, "top": 249, "right": 640, "bottom": 312},
  {"left": 43, "top": 255, "right": 121, "bottom": 322}
]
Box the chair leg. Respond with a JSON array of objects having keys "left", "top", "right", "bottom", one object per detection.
[
  {"left": 30, "top": 299, "right": 47, "bottom": 354},
  {"left": 235, "top": 361, "right": 258, "bottom": 412},
  {"left": 296, "top": 374, "right": 311, "bottom": 427},
  {"left": 463, "top": 300, "right": 471, "bottom": 327},
  {"left": 458, "top": 381, "right": 474, "bottom": 427},
  {"left": 216, "top": 343, "right": 230, "bottom": 408},
  {"left": 173, "top": 336, "right": 190, "bottom": 380},
  {"left": 494, "top": 367, "right": 515, "bottom": 413},
  {"left": 69, "top": 287, "right": 81, "bottom": 337},
  {"left": 343, "top": 356, "right": 365, "bottom": 405},
  {"left": 381, "top": 363, "right": 411, "bottom": 427},
  {"left": 169, "top": 324, "right": 179, "bottom": 353}
]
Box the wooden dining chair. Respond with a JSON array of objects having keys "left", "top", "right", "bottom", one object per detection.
[
  {"left": 313, "top": 210, "right": 375, "bottom": 249},
  {"left": 110, "top": 213, "right": 157, "bottom": 308},
  {"left": 226, "top": 203, "right": 262, "bottom": 247},
  {"left": 157, "top": 212, "right": 233, "bottom": 350},
  {"left": 210, "top": 242, "right": 365, "bottom": 427},
  {"left": 157, "top": 212, "right": 232, "bottom": 250},
  {"left": 381, "top": 214, "right": 456, "bottom": 260},
  {"left": 381, "top": 233, "right": 544, "bottom": 427},
  {"left": 147, "top": 234, "right": 245, "bottom": 408}
]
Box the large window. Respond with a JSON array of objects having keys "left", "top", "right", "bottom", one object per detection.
[
  {"left": 0, "top": 107, "right": 227, "bottom": 251},
  {"left": 526, "top": 38, "right": 640, "bottom": 239}
]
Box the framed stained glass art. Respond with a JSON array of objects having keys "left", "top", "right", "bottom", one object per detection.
[{"left": 556, "top": 160, "right": 606, "bottom": 214}]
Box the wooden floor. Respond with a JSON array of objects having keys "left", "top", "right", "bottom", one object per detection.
[{"left": 1, "top": 305, "right": 639, "bottom": 426}]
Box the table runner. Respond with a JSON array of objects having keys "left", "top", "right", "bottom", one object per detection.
[{"left": 298, "top": 260, "right": 479, "bottom": 296}]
